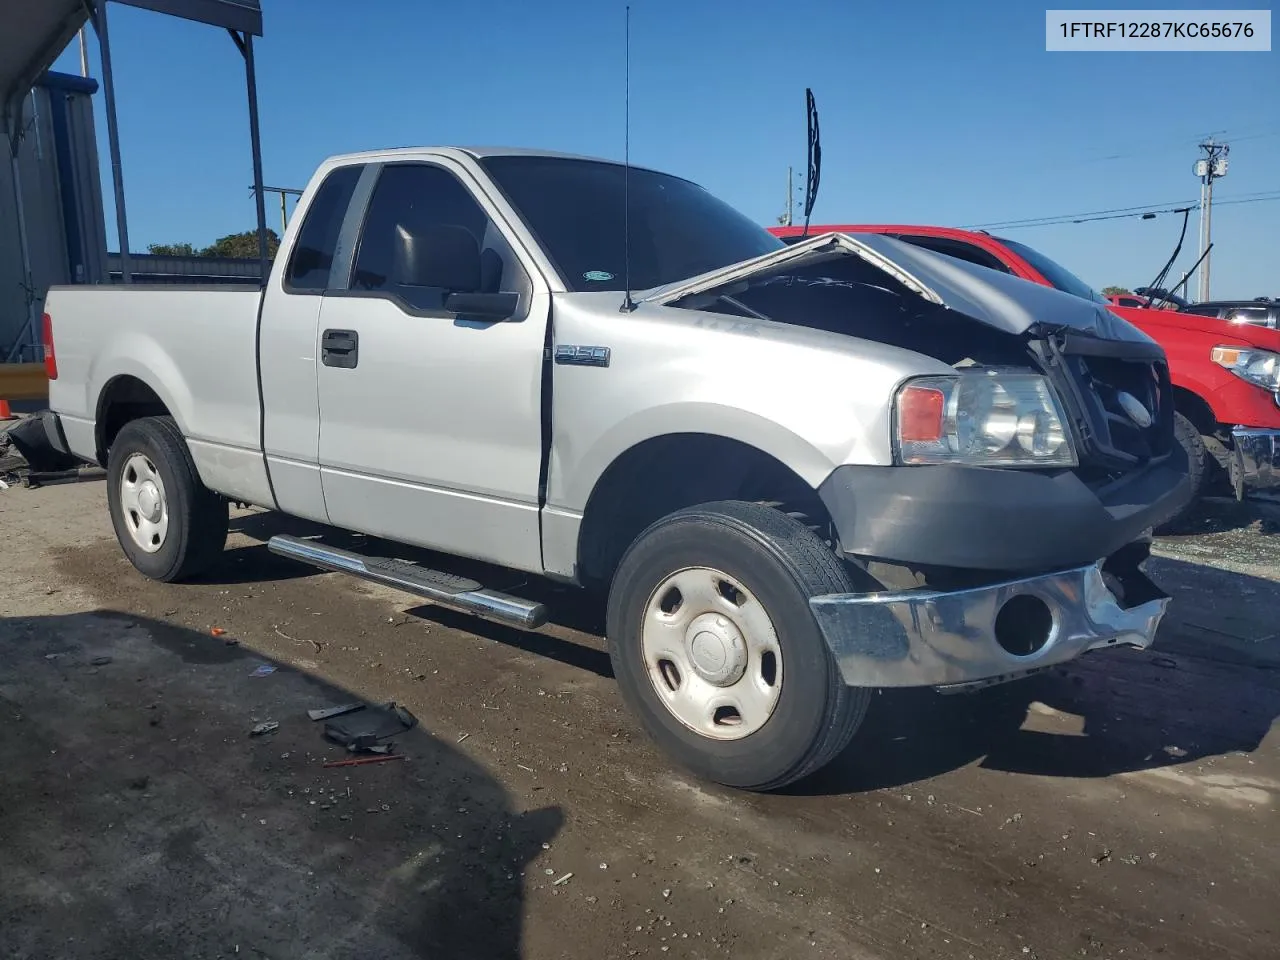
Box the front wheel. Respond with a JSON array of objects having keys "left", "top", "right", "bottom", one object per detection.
[
  {"left": 107, "top": 416, "right": 228, "bottom": 582},
  {"left": 1155, "top": 412, "right": 1208, "bottom": 532},
  {"left": 606, "top": 500, "right": 870, "bottom": 791}
]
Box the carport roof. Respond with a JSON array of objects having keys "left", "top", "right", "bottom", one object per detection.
[{"left": 0, "top": 0, "right": 262, "bottom": 117}]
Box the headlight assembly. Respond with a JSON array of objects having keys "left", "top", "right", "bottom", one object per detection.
[
  {"left": 1211, "top": 346, "right": 1280, "bottom": 393},
  {"left": 895, "top": 372, "right": 1077, "bottom": 467}
]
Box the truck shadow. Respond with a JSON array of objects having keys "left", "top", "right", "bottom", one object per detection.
[
  {"left": 793, "top": 555, "right": 1280, "bottom": 796},
  {"left": 220, "top": 511, "right": 1279, "bottom": 798},
  {"left": 0, "top": 610, "right": 561, "bottom": 959},
  {"left": 224, "top": 511, "right": 613, "bottom": 675}
]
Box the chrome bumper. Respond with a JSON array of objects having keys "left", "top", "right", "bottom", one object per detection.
[
  {"left": 1231, "top": 426, "right": 1280, "bottom": 497},
  {"left": 809, "top": 562, "right": 1168, "bottom": 689}
]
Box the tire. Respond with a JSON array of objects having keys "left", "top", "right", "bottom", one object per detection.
[
  {"left": 606, "top": 500, "right": 870, "bottom": 791},
  {"left": 1156, "top": 412, "right": 1207, "bottom": 532},
  {"left": 106, "top": 416, "right": 228, "bottom": 582}
]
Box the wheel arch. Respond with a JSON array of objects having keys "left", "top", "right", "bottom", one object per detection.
[
  {"left": 94, "top": 373, "right": 175, "bottom": 465},
  {"left": 1172, "top": 384, "right": 1220, "bottom": 437},
  {"left": 574, "top": 431, "right": 836, "bottom": 589}
]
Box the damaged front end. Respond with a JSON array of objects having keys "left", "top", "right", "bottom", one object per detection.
[
  {"left": 809, "top": 542, "right": 1169, "bottom": 690},
  {"left": 647, "top": 231, "right": 1189, "bottom": 690}
]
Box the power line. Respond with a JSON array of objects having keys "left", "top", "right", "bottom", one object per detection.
[
  {"left": 963, "top": 190, "right": 1280, "bottom": 231},
  {"left": 1213, "top": 192, "right": 1280, "bottom": 208},
  {"left": 1019, "top": 127, "right": 1279, "bottom": 176},
  {"left": 964, "top": 200, "right": 1195, "bottom": 230}
]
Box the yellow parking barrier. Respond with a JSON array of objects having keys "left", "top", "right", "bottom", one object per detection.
[{"left": 0, "top": 363, "right": 49, "bottom": 417}]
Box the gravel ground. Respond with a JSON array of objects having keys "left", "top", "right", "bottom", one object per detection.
[{"left": 1, "top": 479, "right": 1277, "bottom": 959}]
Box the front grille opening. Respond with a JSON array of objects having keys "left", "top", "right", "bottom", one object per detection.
[{"left": 1068, "top": 355, "right": 1173, "bottom": 466}]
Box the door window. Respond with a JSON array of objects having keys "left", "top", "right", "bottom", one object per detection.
[
  {"left": 348, "top": 163, "right": 528, "bottom": 313},
  {"left": 893, "top": 235, "right": 1010, "bottom": 273},
  {"left": 285, "top": 164, "right": 362, "bottom": 292}
]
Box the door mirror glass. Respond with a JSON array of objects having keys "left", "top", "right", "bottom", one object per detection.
[
  {"left": 393, "top": 223, "right": 481, "bottom": 293},
  {"left": 444, "top": 291, "right": 519, "bottom": 321}
]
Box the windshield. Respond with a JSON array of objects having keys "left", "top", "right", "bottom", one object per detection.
[
  {"left": 997, "top": 236, "right": 1104, "bottom": 304},
  {"left": 480, "top": 155, "right": 783, "bottom": 292}
]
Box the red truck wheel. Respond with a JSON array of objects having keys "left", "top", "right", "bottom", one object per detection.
[{"left": 1156, "top": 413, "right": 1207, "bottom": 532}]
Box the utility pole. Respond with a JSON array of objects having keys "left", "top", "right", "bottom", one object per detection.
[
  {"left": 777, "top": 167, "right": 805, "bottom": 227},
  {"left": 251, "top": 185, "right": 303, "bottom": 236},
  {"left": 778, "top": 166, "right": 794, "bottom": 226},
  {"left": 778, "top": 165, "right": 788, "bottom": 227},
  {"left": 1193, "top": 139, "right": 1229, "bottom": 302}
]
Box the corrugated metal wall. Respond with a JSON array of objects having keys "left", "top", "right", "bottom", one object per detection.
[{"left": 1, "top": 71, "right": 107, "bottom": 361}]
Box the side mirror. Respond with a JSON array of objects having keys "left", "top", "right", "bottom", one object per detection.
[
  {"left": 444, "top": 291, "right": 520, "bottom": 321},
  {"left": 393, "top": 223, "right": 481, "bottom": 292}
]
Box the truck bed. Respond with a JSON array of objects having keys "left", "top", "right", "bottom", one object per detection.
[{"left": 45, "top": 285, "right": 273, "bottom": 505}]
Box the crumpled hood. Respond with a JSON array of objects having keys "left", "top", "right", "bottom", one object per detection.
[{"left": 642, "top": 232, "right": 1154, "bottom": 344}]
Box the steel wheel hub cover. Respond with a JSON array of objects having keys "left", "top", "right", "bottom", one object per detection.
[
  {"left": 137, "top": 481, "right": 162, "bottom": 522},
  {"left": 686, "top": 613, "right": 747, "bottom": 686}
]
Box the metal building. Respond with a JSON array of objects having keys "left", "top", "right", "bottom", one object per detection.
[
  {"left": 0, "top": 71, "right": 108, "bottom": 360},
  {"left": 1, "top": 0, "right": 267, "bottom": 365}
]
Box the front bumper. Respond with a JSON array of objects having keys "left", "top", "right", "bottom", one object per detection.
[
  {"left": 809, "top": 560, "right": 1168, "bottom": 689},
  {"left": 818, "top": 451, "right": 1189, "bottom": 574},
  {"left": 1231, "top": 426, "right": 1280, "bottom": 497}
]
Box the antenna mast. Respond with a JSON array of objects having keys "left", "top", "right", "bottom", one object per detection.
[{"left": 619, "top": 5, "right": 636, "bottom": 313}]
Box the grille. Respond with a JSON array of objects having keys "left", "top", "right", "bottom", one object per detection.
[{"left": 1063, "top": 354, "right": 1173, "bottom": 467}]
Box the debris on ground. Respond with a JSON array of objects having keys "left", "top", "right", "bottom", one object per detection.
[
  {"left": 307, "top": 702, "right": 364, "bottom": 722},
  {"left": 249, "top": 721, "right": 280, "bottom": 737},
  {"left": 321, "top": 754, "right": 406, "bottom": 769},
  {"left": 249, "top": 664, "right": 277, "bottom": 677},
  {"left": 89, "top": 655, "right": 112, "bottom": 666},
  {"left": 275, "top": 625, "right": 320, "bottom": 651},
  {"left": 322, "top": 701, "right": 416, "bottom": 754}
]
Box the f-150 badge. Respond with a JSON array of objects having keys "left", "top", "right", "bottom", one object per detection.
[{"left": 554, "top": 345, "right": 611, "bottom": 367}]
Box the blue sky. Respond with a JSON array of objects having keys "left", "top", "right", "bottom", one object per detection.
[{"left": 53, "top": 0, "right": 1278, "bottom": 298}]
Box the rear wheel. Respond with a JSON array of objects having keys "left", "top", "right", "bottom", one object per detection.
[
  {"left": 107, "top": 416, "right": 228, "bottom": 582},
  {"left": 606, "top": 500, "right": 870, "bottom": 791}
]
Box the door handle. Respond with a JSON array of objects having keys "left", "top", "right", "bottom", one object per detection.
[{"left": 322, "top": 329, "right": 359, "bottom": 369}]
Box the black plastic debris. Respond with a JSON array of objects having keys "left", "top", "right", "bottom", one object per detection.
[
  {"left": 320, "top": 701, "right": 417, "bottom": 754},
  {"left": 4, "top": 414, "right": 79, "bottom": 474}
]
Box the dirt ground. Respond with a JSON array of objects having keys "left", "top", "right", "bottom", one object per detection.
[{"left": 2, "top": 477, "right": 1278, "bottom": 959}]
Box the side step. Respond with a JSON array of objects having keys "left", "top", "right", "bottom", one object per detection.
[{"left": 267, "top": 534, "right": 548, "bottom": 630}]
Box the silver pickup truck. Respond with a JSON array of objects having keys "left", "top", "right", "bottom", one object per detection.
[{"left": 39, "top": 147, "right": 1190, "bottom": 790}]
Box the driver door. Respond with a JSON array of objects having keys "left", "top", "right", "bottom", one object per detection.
[{"left": 316, "top": 159, "right": 550, "bottom": 572}]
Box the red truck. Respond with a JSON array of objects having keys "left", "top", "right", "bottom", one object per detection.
[{"left": 772, "top": 223, "right": 1280, "bottom": 520}]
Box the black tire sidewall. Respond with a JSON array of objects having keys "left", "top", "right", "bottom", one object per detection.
[
  {"left": 607, "top": 508, "right": 844, "bottom": 788},
  {"left": 1173, "top": 412, "right": 1206, "bottom": 496},
  {"left": 107, "top": 419, "right": 196, "bottom": 581}
]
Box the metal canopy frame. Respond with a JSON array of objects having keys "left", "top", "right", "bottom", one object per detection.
[
  {"left": 89, "top": 0, "right": 268, "bottom": 282},
  {"left": 1, "top": 0, "right": 266, "bottom": 358}
]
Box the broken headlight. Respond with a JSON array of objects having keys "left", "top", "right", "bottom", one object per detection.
[{"left": 894, "top": 372, "right": 1077, "bottom": 467}]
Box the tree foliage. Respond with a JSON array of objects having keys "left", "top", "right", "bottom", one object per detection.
[
  {"left": 1101, "top": 285, "right": 1132, "bottom": 296},
  {"left": 146, "top": 229, "right": 280, "bottom": 259},
  {"left": 146, "top": 242, "right": 197, "bottom": 256}
]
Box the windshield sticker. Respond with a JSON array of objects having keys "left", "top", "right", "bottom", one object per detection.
[{"left": 583, "top": 270, "right": 615, "bottom": 282}]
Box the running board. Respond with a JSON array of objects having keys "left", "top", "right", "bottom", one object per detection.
[{"left": 267, "top": 534, "right": 548, "bottom": 630}]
